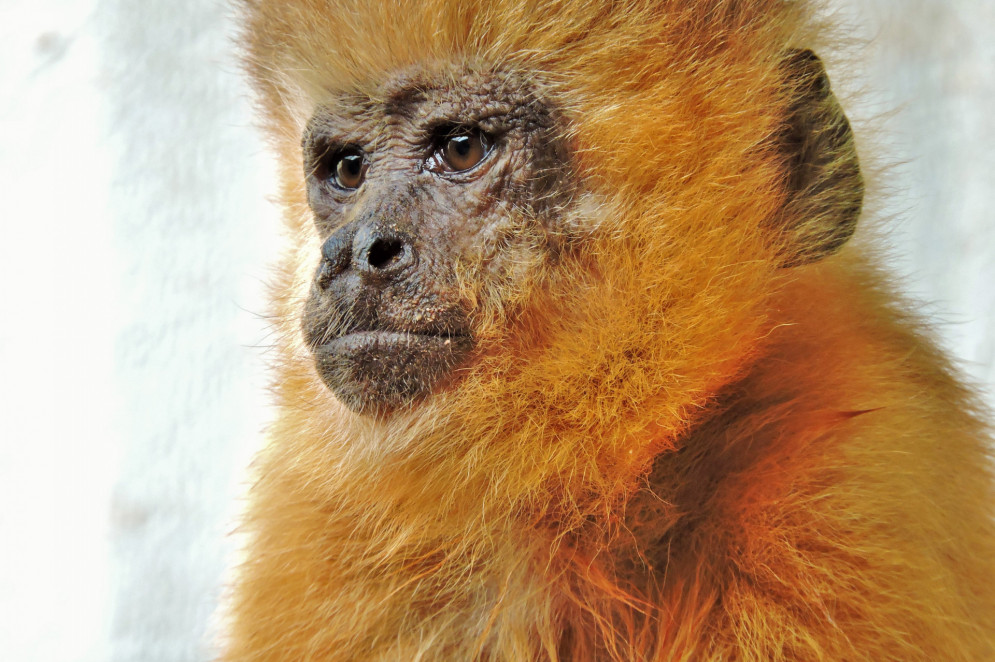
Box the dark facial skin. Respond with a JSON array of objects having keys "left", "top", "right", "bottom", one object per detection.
[{"left": 300, "top": 68, "right": 572, "bottom": 416}]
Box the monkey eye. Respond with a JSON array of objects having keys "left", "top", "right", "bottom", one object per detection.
[
  {"left": 428, "top": 128, "right": 491, "bottom": 174},
  {"left": 333, "top": 149, "right": 368, "bottom": 189},
  {"left": 314, "top": 146, "right": 367, "bottom": 190}
]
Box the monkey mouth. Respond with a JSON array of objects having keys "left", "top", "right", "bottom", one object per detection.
[{"left": 310, "top": 329, "right": 474, "bottom": 416}]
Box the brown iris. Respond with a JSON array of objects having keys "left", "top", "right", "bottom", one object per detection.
[
  {"left": 332, "top": 149, "right": 366, "bottom": 189},
  {"left": 431, "top": 128, "right": 490, "bottom": 173}
]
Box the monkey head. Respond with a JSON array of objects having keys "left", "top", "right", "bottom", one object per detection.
[{"left": 245, "top": 3, "right": 862, "bottom": 429}]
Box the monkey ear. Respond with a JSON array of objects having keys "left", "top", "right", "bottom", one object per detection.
[{"left": 774, "top": 49, "right": 863, "bottom": 267}]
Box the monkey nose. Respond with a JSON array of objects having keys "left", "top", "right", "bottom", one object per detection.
[
  {"left": 317, "top": 224, "right": 417, "bottom": 290},
  {"left": 352, "top": 225, "right": 417, "bottom": 278}
]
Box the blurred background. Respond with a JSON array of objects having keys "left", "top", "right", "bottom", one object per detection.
[{"left": 0, "top": 1, "right": 992, "bottom": 660}]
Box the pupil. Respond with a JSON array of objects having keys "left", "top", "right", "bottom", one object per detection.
[
  {"left": 342, "top": 155, "right": 361, "bottom": 175},
  {"left": 452, "top": 136, "right": 471, "bottom": 157}
]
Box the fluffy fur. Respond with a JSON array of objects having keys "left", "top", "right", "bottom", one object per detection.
[{"left": 226, "top": 1, "right": 995, "bottom": 659}]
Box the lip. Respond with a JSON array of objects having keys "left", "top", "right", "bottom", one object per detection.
[
  {"left": 310, "top": 329, "right": 474, "bottom": 415},
  {"left": 326, "top": 329, "right": 469, "bottom": 347}
]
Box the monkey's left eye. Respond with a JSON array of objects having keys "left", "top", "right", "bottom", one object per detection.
[{"left": 428, "top": 128, "right": 492, "bottom": 174}]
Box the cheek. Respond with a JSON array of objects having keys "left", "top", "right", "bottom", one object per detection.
[
  {"left": 415, "top": 183, "right": 502, "bottom": 261},
  {"left": 464, "top": 218, "right": 554, "bottom": 319},
  {"left": 300, "top": 284, "right": 344, "bottom": 346},
  {"left": 455, "top": 203, "right": 547, "bottom": 273}
]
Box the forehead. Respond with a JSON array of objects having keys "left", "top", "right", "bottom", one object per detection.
[{"left": 315, "top": 66, "right": 540, "bottom": 125}]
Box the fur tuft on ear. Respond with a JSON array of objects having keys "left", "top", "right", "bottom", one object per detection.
[{"left": 775, "top": 48, "right": 863, "bottom": 267}]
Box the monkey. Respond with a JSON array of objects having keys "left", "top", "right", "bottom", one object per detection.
[{"left": 224, "top": 1, "right": 995, "bottom": 660}]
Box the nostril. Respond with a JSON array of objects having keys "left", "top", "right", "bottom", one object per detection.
[
  {"left": 318, "top": 230, "right": 355, "bottom": 288},
  {"left": 367, "top": 238, "right": 405, "bottom": 270}
]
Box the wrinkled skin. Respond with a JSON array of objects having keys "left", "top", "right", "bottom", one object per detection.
[{"left": 300, "top": 68, "right": 573, "bottom": 416}]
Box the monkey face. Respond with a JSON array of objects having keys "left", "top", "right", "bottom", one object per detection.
[{"left": 300, "top": 68, "right": 572, "bottom": 416}]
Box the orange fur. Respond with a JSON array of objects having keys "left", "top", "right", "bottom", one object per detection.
[{"left": 225, "top": 1, "right": 995, "bottom": 659}]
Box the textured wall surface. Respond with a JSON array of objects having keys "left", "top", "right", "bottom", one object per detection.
[{"left": 0, "top": 1, "right": 991, "bottom": 660}]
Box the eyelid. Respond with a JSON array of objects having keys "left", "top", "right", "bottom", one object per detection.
[{"left": 433, "top": 121, "right": 495, "bottom": 140}]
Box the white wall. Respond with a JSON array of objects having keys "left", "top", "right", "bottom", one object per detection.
[
  {"left": 841, "top": 0, "right": 995, "bottom": 393},
  {"left": 0, "top": 1, "right": 991, "bottom": 660},
  {"left": 0, "top": 1, "right": 274, "bottom": 660}
]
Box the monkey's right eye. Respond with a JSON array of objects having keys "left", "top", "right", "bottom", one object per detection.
[{"left": 316, "top": 147, "right": 367, "bottom": 190}]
